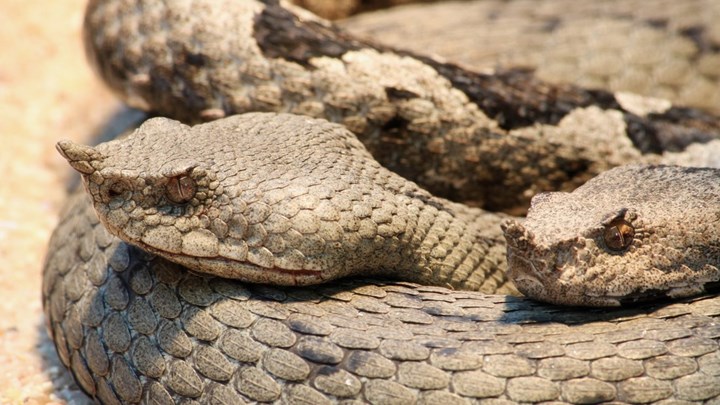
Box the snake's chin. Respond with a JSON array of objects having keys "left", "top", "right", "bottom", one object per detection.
[{"left": 506, "top": 245, "right": 623, "bottom": 307}]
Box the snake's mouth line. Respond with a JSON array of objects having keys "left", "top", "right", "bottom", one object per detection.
[
  {"left": 507, "top": 251, "right": 624, "bottom": 307},
  {"left": 133, "top": 241, "right": 326, "bottom": 285}
]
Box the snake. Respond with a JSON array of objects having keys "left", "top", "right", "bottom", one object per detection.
[{"left": 44, "top": 0, "right": 720, "bottom": 403}]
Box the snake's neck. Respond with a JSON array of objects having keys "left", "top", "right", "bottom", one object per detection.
[{"left": 393, "top": 198, "right": 510, "bottom": 294}]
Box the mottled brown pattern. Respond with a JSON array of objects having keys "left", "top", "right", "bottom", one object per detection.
[
  {"left": 342, "top": 0, "right": 720, "bottom": 113},
  {"left": 83, "top": 0, "right": 720, "bottom": 212}
]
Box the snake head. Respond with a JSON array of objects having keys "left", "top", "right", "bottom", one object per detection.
[
  {"left": 503, "top": 165, "right": 720, "bottom": 307},
  {"left": 55, "top": 113, "right": 418, "bottom": 287},
  {"left": 56, "top": 118, "right": 227, "bottom": 269}
]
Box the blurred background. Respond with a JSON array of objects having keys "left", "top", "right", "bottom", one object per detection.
[{"left": 0, "top": 1, "right": 116, "bottom": 403}]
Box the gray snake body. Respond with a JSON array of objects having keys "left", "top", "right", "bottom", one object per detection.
[{"left": 44, "top": 0, "right": 720, "bottom": 403}]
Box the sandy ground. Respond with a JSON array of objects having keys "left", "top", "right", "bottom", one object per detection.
[{"left": 0, "top": 1, "right": 118, "bottom": 403}]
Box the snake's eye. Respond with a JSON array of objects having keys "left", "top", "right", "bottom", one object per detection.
[
  {"left": 603, "top": 218, "right": 635, "bottom": 251},
  {"left": 166, "top": 175, "right": 196, "bottom": 204}
]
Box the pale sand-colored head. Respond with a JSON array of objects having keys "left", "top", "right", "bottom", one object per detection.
[{"left": 503, "top": 165, "right": 720, "bottom": 306}]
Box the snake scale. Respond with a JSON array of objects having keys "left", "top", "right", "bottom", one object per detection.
[{"left": 44, "top": 0, "right": 720, "bottom": 403}]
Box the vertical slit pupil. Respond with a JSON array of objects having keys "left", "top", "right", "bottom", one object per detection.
[
  {"left": 603, "top": 218, "right": 635, "bottom": 251},
  {"left": 167, "top": 175, "right": 196, "bottom": 203}
]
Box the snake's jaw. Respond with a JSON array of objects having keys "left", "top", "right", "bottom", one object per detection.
[{"left": 56, "top": 140, "right": 106, "bottom": 175}]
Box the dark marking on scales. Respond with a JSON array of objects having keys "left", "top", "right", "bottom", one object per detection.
[{"left": 253, "top": 1, "right": 720, "bottom": 153}]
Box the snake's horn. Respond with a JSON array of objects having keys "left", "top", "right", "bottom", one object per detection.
[
  {"left": 501, "top": 218, "right": 535, "bottom": 251},
  {"left": 56, "top": 140, "right": 105, "bottom": 175}
]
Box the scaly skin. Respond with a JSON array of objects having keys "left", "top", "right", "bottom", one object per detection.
[
  {"left": 56, "top": 113, "right": 512, "bottom": 292},
  {"left": 341, "top": 0, "right": 720, "bottom": 113},
  {"left": 82, "top": 0, "right": 720, "bottom": 213},
  {"left": 504, "top": 165, "right": 720, "bottom": 306},
  {"left": 51, "top": 114, "right": 720, "bottom": 403},
  {"left": 43, "top": 0, "right": 720, "bottom": 403},
  {"left": 44, "top": 190, "right": 720, "bottom": 404},
  {"left": 57, "top": 115, "right": 720, "bottom": 305}
]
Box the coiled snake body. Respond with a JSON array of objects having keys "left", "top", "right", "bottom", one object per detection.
[{"left": 44, "top": 0, "right": 720, "bottom": 403}]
